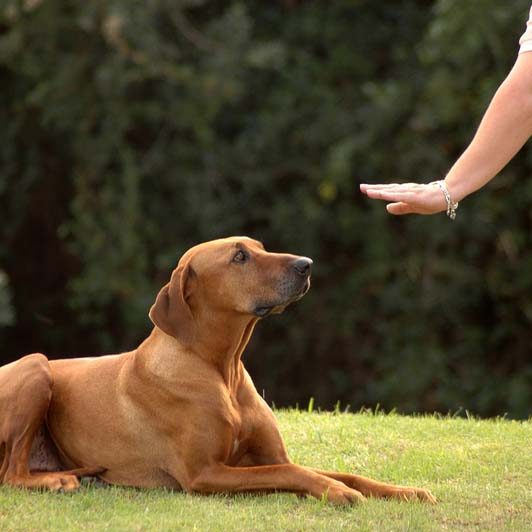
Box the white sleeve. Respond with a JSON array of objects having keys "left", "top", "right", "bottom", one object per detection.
[{"left": 519, "top": 6, "right": 532, "bottom": 54}]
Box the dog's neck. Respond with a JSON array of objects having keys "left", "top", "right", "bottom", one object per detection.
[
  {"left": 192, "top": 307, "right": 259, "bottom": 391},
  {"left": 137, "top": 312, "right": 259, "bottom": 394}
]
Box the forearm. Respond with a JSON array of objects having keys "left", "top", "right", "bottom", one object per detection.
[{"left": 445, "top": 53, "right": 532, "bottom": 202}]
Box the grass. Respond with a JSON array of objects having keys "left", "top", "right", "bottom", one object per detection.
[{"left": 0, "top": 410, "right": 530, "bottom": 531}]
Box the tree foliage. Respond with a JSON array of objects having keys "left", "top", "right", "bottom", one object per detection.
[{"left": 1, "top": 0, "right": 530, "bottom": 417}]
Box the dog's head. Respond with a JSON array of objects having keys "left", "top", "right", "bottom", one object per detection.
[{"left": 149, "top": 237, "right": 312, "bottom": 340}]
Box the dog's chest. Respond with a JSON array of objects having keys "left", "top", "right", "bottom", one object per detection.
[
  {"left": 227, "top": 430, "right": 250, "bottom": 464},
  {"left": 226, "top": 403, "right": 254, "bottom": 462},
  {"left": 231, "top": 438, "right": 241, "bottom": 456}
]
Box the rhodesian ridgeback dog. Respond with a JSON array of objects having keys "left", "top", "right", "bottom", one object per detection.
[{"left": 0, "top": 237, "right": 436, "bottom": 504}]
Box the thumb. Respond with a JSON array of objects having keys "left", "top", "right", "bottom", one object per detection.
[{"left": 386, "top": 202, "right": 414, "bottom": 215}]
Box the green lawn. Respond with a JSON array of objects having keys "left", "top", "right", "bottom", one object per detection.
[{"left": 0, "top": 410, "right": 530, "bottom": 531}]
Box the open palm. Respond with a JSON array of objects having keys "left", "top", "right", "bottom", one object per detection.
[{"left": 360, "top": 182, "right": 447, "bottom": 215}]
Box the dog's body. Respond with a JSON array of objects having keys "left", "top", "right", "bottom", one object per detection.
[{"left": 0, "top": 237, "right": 435, "bottom": 504}]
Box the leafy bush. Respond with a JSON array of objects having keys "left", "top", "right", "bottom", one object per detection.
[
  {"left": 0, "top": 271, "right": 14, "bottom": 327},
  {"left": 0, "top": 0, "right": 530, "bottom": 417}
]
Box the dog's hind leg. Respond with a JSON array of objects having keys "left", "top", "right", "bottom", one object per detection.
[{"left": 0, "top": 353, "right": 81, "bottom": 491}]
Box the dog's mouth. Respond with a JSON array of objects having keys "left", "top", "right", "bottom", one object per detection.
[
  {"left": 254, "top": 305, "right": 276, "bottom": 318},
  {"left": 254, "top": 278, "right": 311, "bottom": 318}
]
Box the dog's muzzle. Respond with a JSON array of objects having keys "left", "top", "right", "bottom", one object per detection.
[{"left": 254, "top": 257, "right": 313, "bottom": 317}]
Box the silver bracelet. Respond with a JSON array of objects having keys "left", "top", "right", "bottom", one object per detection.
[{"left": 430, "top": 180, "right": 459, "bottom": 220}]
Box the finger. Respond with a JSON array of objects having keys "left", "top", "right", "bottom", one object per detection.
[
  {"left": 365, "top": 189, "right": 417, "bottom": 202},
  {"left": 362, "top": 183, "right": 429, "bottom": 194},
  {"left": 386, "top": 202, "right": 415, "bottom": 215},
  {"left": 397, "top": 182, "right": 426, "bottom": 189},
  {"left": 364, "top": 186, "right": 420, "bottom": 197},
  {"left": 361, "top": 183, "right": 402, "bottom": 191},
  {"left": 362, "top": 182, "right": 426, "bottom": 190}
]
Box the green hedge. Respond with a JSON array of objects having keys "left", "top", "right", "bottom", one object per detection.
[{"left": 1, "top": 0, "right": 531, "bottom": 418}]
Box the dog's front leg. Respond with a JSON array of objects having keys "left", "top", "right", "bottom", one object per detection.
[
  {"left": 189, "top": 463, "right": 366, "bottom": 505},
  {"left": 309, "top": 469, "right": 436, "bottom": 503}
]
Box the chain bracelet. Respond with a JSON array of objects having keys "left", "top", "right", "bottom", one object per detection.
[{"left": 430, "top": 180, "right": 459, "bottom": 220}]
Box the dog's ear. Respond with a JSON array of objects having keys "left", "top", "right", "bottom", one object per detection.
[{"left": 149, "top": 262, "right": 196, "bottom": 342}]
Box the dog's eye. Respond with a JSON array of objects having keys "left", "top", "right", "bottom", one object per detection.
[{"left": 233, "top": 250, "right": 248, "bottom": 263}]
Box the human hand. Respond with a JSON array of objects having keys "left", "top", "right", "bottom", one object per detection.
[{"left": 359, "top": 182, "right": 448, "bottom": 215}]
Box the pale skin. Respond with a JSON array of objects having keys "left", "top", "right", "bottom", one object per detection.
[{"left": 360, "top": 51, "right": 532, "bottom": 215}]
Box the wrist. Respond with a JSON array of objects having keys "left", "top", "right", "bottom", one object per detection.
[
  {"left": 443, "top": 177, "right": 468, "bottom": 203},
  {"left": 433, "top": 180, "right": 459, "bottom": 220},
  {"left": 444, "top": 165, "right": 487, "bottom": 202}
]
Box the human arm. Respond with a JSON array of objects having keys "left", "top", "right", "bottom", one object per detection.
[{"left": 360, "top": 51, "right": 532, "bottom": 216}]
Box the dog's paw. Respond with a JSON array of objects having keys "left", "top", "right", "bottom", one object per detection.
[
  {"left": 57, "top": 474, "right": 81, "bottom": 492},
  {"left": 5, "top": 472, "right": 81, "bottom": 492},
  {"left": 393, "top": 486, "right": 437, "bottom": 504},
  {"left": 321, "top": 482, "right": 366, "bottom": 505},
  {"left": 38, "top": 473, "right": 80, "bottom": 492}
]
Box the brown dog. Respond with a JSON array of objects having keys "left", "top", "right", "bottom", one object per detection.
[{"left": 0, "top": 237, "right": 435, "bottom": 504}]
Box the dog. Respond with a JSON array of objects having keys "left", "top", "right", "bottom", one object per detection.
[{"left": 0, "top": 236, "right": 435, "bottom": 504}]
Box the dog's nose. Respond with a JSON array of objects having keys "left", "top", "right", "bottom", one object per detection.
[{"left": 293, "top": 257, "right": 313, "bottom": 277}]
